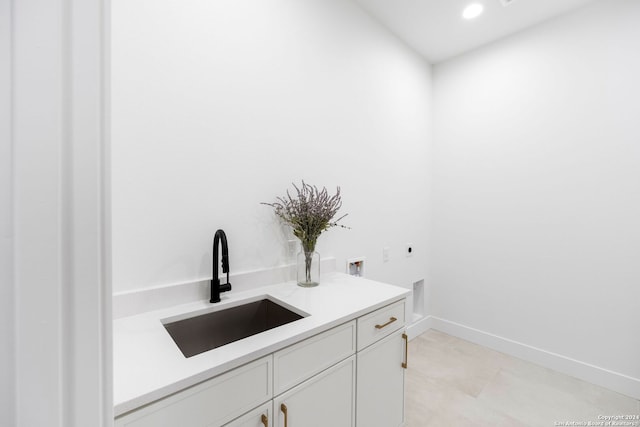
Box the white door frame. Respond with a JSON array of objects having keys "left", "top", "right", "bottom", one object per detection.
[{"left": 11, "top": 0, "right": 112, "bottom": 425}]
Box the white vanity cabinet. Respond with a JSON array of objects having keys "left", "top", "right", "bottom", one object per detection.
[{"left": 115, "top": 298, "right": 407, "bottom": 427}]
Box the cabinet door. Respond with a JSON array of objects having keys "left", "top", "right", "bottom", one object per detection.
[
  {"left": 223, "top": 402, "right": 272, "bottom": 427},
  {"left": 356, "top": 329, "right": 406, "bottom": 427},
  {"left": 274, "top": 356, "right": 356, "bottom": 427}
]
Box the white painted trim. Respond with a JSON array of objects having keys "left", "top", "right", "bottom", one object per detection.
[
  {"left": 68, "top": 0, "right": 112, "bottom": 424},
  {"left": 13, "top": 0, "right": 69, "bottom": 424},
  {"left": 102, "top": 0, "right": 114, "bottom": 423},
  {"left": 430, "top": 317, "right": 640, "bottom": 400},
  {"left": 0, "top": 0, "right": 15, "bottom": 423},
  {"left": 12, "top": 0, "right": 110, "bottom": 425},
  {"left": 406, "top": 315, "right": 433, "bottom": 340}
]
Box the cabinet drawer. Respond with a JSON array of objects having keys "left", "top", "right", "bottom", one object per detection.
[
  {"left": 273, "top": 321, "right": 356, "bottom": 395},
  {"left": 115, "top": 356, "right": 272, "bottom": 427},
  {"left": 357, "top": 300, "right": 405, "bottom": 351}
]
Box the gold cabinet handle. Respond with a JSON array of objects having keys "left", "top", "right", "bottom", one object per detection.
[
  {"left": 280, "top": 403, "right": 288, "bottom": 427},
  {"left": 402, "top": 333, "right": 408, "bottom": 369},
  {"left": 261, "top": 413, "right": 268, "bottom": 427},
  {"left": 375, "top": 316, "right": 397, "bottom": 329}
]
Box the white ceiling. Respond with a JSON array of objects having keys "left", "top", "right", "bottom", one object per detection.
[{"left": 353, "top": 0, "right": 598, "bottom": 63}]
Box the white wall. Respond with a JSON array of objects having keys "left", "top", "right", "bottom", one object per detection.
[
  {"left": 1, "top": 0, "right": 15, "bottom": 422},
  {"left": 432, "top": 0, "right": 640, "bottom": 394},
  {"left": 111, "top": 0, "right": 432, "bottom": 297}
]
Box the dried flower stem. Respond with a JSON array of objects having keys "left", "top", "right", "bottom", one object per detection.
[{"left": 262, "top": 181, "right": 349, "bottom": 284}]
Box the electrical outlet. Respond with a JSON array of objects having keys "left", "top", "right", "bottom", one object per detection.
[
  {"left": 383, "top": 246, "right": 390, "bottom": 262},
  {"left": 406, "top": 243, "right": 413, "bottom": 257}
]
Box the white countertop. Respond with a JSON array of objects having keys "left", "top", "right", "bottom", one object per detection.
[{"left": 113, "top": 272, "right": 410, "bottom": 416}]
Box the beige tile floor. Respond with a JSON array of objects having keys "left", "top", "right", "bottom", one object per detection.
[{"left": 405, "top": 330, "right": 640, "bottom": 427}]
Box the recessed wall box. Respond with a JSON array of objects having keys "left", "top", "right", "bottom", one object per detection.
[
  {"left": 347, "top": 257, "right": 366, "bottom": 277},
  {"left": 412, "top": 279, "right": 425, "bottom": 323}
]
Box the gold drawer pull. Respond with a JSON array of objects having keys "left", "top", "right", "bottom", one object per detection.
[
  {"left": 261, "top": 413, "right": 268, "bottom": 427},
  {"left": 402, "top": 333, "right": 408, "bottom": 369},
  {"left": 281, "top": 403, "right": 288, "bottom": 427},
  {"left": 375, "top": 316, "right": 397, "bottom": 329}
]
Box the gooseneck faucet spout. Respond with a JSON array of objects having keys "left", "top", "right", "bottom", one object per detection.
[{"left": 211, "top": 229, "right": 232, "bottom": 303}]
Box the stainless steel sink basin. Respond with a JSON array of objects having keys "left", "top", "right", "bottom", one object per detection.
[{"left": 163, "top": 299, "right": 305, "bottom": 358}]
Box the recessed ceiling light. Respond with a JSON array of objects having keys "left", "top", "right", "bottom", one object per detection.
[{"left": 462, "top": 3, "right": 484, "bottom": 20}]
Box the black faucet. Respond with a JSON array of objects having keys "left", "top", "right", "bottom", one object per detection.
[{"left": 210, "top": 229, "right": 232, "bottom": 303}]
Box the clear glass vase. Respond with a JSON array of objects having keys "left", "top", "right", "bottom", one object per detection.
[{"left": 297, "top": 250, "right": 320, "bottom": 287}]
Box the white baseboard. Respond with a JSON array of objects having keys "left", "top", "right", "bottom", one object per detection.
[
  {"left": 406, "top": 314, "right": 433, "bottom": 340},
  {"left": 426, "top": 317, "right": 640, "bottom": 400}
]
